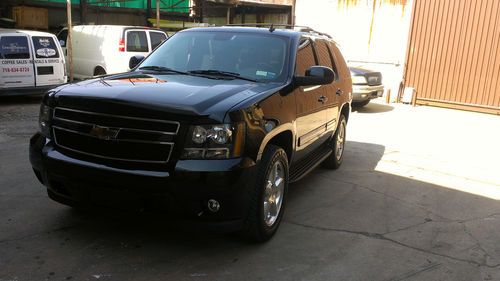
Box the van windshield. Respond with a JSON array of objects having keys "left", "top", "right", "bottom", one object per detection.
[{"left": 138, "top": 31, "right": 290, "bottom": 82}]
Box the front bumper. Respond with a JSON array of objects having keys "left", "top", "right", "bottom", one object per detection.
[
  {"left": 352, "top": 84, "right": 384, "bottom": 102},
  {"left": 29, "top": 133, "right": 257, "bottom": 225}
]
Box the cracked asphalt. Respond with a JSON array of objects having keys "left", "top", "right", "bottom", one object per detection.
[{"left": 1, "top": 97, "right": 500, "bottom": 281}]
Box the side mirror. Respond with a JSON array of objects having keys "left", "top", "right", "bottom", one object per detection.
[
  {"left": 129, "top": 55, "right": 145, "bottom": 70},
  {"left": 294, "top": 66, "right": 335, "bottom": 87}
]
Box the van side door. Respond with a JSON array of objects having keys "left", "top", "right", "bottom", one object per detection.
[
  {"left": 31, "top": 35, "right": 66, "bottom": 87},
  {"left": 0, "top": 34, "right": 35, "bottom": 89}
]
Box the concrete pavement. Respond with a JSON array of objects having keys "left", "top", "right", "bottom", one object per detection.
[{"left": 1, "top": 97, "right": 499, "bottom": 281}]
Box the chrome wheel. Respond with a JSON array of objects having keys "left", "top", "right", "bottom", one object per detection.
[
  {"left": 335, "top": 121, "right": 346, "bottom": 161},
  {"left": 263, "top": 161, "right": 285, "bottom": 227}
]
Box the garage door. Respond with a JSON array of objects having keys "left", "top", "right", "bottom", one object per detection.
[{"left": 403, "top": 0, "right": 500, "bottom": 115}]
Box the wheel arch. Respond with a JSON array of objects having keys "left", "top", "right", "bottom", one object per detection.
[
  {"left": 93, "top": 65, "right": 107, "bottom": 76},
  {"left": 340, "top": 102, "right": 351, "bottom": 122},
  {"left": 256, "top": 125, "right": 295, "bottom": 163}
]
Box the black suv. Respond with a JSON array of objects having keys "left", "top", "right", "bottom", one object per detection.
[{"left": 30, "top": 26, "right": 352, "bottom": 241}]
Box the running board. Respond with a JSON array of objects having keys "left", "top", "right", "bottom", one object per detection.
[{"left": 289, "top": 145, "right": 332, "bottom": 183}]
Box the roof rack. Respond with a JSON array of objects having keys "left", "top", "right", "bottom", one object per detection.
[{"left": 223, "top": 23, "right": 333, "bottom": 39}]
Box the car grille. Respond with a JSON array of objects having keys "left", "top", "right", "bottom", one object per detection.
[
  {"left": 52, "top": 107, "right": 180, "bottom": 164},
  {"left": 366, "top": 73, "right": 382, "bottom": 86}
]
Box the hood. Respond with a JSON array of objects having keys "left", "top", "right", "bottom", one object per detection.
[
  {"left": 50, "top": 72, "right": 283, "bottom": 122},
  {"left": 349, "top": 66, "right": 380, "bottom": 76}
]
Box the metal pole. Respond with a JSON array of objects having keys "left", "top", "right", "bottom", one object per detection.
[
  {"left": 66, "top": 0, "right": 73, "bottom": 82},
  {"left": 156, "top": 0, "right": 160, "bottom": 28}
]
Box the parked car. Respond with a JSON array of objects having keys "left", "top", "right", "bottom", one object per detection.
[
  {"left": 349, "top": 66, "right": 384, "bottom": 107},
  {"left": 57, "top": 25, "right": 168, "bottom": 79},
  {"left": 0, "top": 28, "right": 67, "bottom": 96},
  {"left": 30, "top": 26, "right": 352, "bottom": 241}
]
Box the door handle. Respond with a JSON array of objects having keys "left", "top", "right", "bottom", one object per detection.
[
  {"left": 336, "top": 89, "right": 343, "bottom": 96},
  {"left": 318, "top": 95, "right": 328, "bottom": 103}
]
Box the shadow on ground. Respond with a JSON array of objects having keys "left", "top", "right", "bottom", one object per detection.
[
  {"left": 2, "top": 138, "right": 499, "bottom": 280},
  {"left": 352, "top": 101, "right": 394, "bottom": 113},
  {"left": 0, "top": 95, "right": 43, "bottom": 105}
]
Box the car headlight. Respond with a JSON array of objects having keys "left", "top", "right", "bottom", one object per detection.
[
  {"left": 39, "top": 103, "right": 53, "bottom": 138},
  {"left": 352, "top": 75, "right": 367, "bottom": 85},
  {"left": 182, "top": 123, "right": 245, "bottom": 159}
]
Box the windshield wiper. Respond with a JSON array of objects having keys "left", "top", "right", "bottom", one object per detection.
[
  {"left": 188, "top": 70, "right": 257, "bottom": 82},
  {"left": 138, "top": 66, "right": 188, "bottom": 75}
]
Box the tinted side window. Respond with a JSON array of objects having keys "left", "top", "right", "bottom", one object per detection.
[
  {"left": 315, "top": 41, "right": 333, "bottom": 68},
  {"left": 57, "top": 30, "right": 68, "bottom": 47},
  {"left": 328, "top": 42, "right": 348, "bottom": 78},
  {"left": 295, "top": 38, "right": 316, "bottom": 75},
  {"left": 150, "top": 32, "right": 167, "bottom": 50},
  {"left": 126, "top": 31, "right": 148, "bottom": 52},
  {"left": 0, "top": 36, "right": 30, "bottom": 59},
  {"left": 32, "top": 36, "right": 60, "bottom": 58}
]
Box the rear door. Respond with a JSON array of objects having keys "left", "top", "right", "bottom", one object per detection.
[
  {"left": 316, "top": 39, "right": 341, "bottom": 135},
  {"left": 0, "top": 34, "right": 35, "bottom": 89},
  {"left": 125, "top": 29, "right": 150, "bottom": 56},
  {"left": 31, "top": 35, "right": 66, "bottom": 87},
  {"left": 148, "top": 30, "right": 167, "bottom": 51}
]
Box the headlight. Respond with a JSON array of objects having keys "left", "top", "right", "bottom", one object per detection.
[
  {"left": 352, "top": 75, "right": 367, "bottom": 85},
  {"left": 182, "top": 123, "right": 245, "bottom": 159},
  {"left": 39, "top": 104, "right": 53, "bottom": 138}
]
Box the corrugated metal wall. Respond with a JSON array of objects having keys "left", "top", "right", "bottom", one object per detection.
[{"left": 404, "top": 0, "right": 500, "bottom": 114}]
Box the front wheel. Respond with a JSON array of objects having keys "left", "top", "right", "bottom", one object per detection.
[
  {"left": 322, "top": 114, "right": 347, "bottom": 169},
  {"left": 242, "top": 145, "right": 289, "bottom": 242}
]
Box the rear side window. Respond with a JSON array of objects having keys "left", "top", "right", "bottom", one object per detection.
[
  {"left": 295, "top": 38, "right": 316, "bottom": 75},
  {"left": 316, "top": 40, "right": 338, "bottom": 79},
  {"left": 32, "top": 36, "right": 60, "bottom": 58},
  {"left": 150, "top": 32, "right": 167, "bottom": 50},
  {"left": 126, "top": 31, "right": 148, "bottom": 52},
  {"left": 0, "top": 36, "right": 30, "bottom": 59}
]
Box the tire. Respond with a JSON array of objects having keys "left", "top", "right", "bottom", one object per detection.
[
  {"left": 322, "top": 114, "right": 347, "bottom": 170},
  {"left": 93, "top": 67, "right": 106, "bottom": 76},
  {"left": 353, "top": 100, "right": 370, "bottom": 107},
  {"left": 242, "top": 145, "right": 289, "bottom": 242}
]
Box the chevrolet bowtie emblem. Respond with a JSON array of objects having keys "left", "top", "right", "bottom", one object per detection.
[{"left": 89, "top": 125, "right": 120, "bottom": 140}]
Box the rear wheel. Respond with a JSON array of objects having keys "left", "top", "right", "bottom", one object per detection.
[
  {"left": 242, "top": 145, "right": 288, "bottom": 242},
  {"left": 322, "top": 114, "right": 347, "bottom": 169},
  {"left": 93, "top": 67, "right": 106, "bottom": 76}
]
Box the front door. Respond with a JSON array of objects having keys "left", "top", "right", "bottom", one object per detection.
[
  {"left": 294, "top": 37, "right": 328, "bottom": 162},
  {"left": 0, "top": 34, "right": 35, "bottom": 89}
]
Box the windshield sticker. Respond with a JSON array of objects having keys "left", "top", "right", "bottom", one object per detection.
[
  {"left": 2, "top": 43, "right": 27, "bottom": 53},
  {"left": 38, "top": 38, "right": 51, "bottom": 47},
  {"left": 36, "top": 48, "right": 56, "bottom": 58},
  {"left": 256, "top": 71, "right": 276, "bottom": 78}
]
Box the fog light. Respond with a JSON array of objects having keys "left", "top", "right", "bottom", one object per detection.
[{"left": 207, "top": 199, "right": 220, "bottom": 212}]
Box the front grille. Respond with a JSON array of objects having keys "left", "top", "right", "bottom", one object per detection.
[
  {"left": 366, "top": 73, "right": 382, "bottom": 86},
  {"left": 52, "top": 107, "right": 180, "bottom": 164}
]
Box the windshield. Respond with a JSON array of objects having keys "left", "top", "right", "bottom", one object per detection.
[{"left": 138, "top": 31, "right": 290, "bottom": 82}]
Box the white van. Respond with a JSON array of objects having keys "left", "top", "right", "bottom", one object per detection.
[
  {"left": 57, "top": 25, "right": 168, "bottom": 79},
  {"left": 0, "top": 29, "right": 67, "bottom": 96}
]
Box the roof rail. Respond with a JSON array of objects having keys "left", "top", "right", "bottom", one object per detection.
[{"left": 223, "top": 23, "right": 333, "bottom": 39}]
